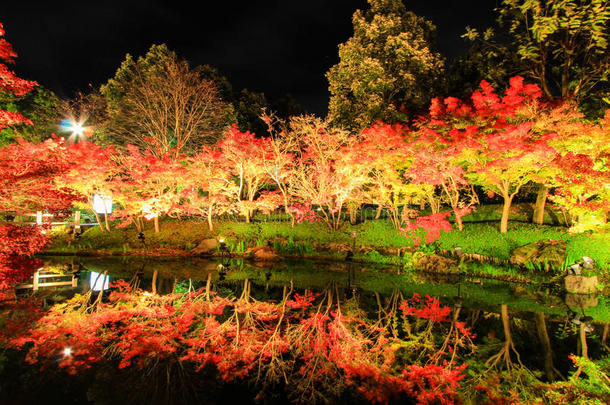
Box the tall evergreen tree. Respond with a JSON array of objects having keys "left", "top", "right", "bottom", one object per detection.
[{"left": 326, "top": 0, "right": 444, "bottom": 129}]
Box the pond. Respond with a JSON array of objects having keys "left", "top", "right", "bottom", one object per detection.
[{"left": 3, "top": 256, "right": 610, "bottom": 404}]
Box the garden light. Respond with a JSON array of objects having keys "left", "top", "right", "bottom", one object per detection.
[
  {"left": 60, "top": 117, "right": 90, "bottom": 142},
  {"left": 137, "top": 232, "right": 146, "bottom": 246},
  {"left": 92, "top": 194, "right": 113, "bottom": 215}
]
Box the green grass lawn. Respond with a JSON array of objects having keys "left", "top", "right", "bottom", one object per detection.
[{"left": 46, "top": 205, "right": 610, "bottom": 285}]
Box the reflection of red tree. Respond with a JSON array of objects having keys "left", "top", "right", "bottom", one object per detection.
[{"left": 10, "top": 282, "right": 470, "bottom": 404}]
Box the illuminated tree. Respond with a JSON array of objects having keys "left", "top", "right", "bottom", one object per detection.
[
  {"left": 260, "top": 114, "right": 297, "bottom": 225},
  {"left": 101, "top": 44, "right": 233, "bottom": 156},
  {"left": 0, "top": 22, "right": 37, "bottom": 134},
  {"left": 287, "top": 116, "right": 364, "bottom": 230},
  {"left": 182, "top": 147, "right": 239, "bottom": 231},
  {"left": 110, "top": 146, "right": 187, "bottom": 233},
  {"left": 550, "top": 150, "right": 610, "bottom": 233},
  {"left": 0, "top": 224, "right": 48, "bottom": 291},
  {"left": 326, "top": 0, "right": 444, "bottom": 128},
  {"left": 471, "top": 123, "right": 556, "bottom": 234},
  {"left": 464, "top": 0, "right": 610, "bottom": 115},
  {"left": 425, "top": 77, "right": 555, "bottom": 233},
  {"left": 55, "top": 141, "right": 116, "bottom": 231},
  {"left": 406, "top": 137, "right": 477, "bottom": 231},
  {"left": 356, "top": 123, "right": 416, "bottom": 229},
  {"left": 0, "top": 138, "right": 83, "bottom": 215},
  {"left": 217, "top": 125, "right": 273, "bottom": 222},
  {"left": 524, "top": 102, "right": 610, "bottom": 230}
]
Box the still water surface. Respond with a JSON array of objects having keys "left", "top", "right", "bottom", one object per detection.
[{"left": 10, "top": 256, "right": 610, "bottom": 404}]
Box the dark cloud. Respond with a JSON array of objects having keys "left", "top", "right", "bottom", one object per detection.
[{"left": 2, "top": 0, "right": 496, "bottom": 115}]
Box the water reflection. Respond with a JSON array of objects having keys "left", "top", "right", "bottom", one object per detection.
[
  {"left": 89, "top": 271, "right": 110, "bottom": 292},
  {"left": 6, "top": 256, "right": 609, "bottom": 404}
]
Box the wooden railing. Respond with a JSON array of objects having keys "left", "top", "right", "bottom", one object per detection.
[{"left": 15, "top": 269, "right": 78, "bottom": 291}]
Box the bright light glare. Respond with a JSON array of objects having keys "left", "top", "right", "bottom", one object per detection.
[
  {"left": 71, "top": 121, "right": 84, "bottom": 137},
  {"left": 89, "top": 271, "right": 110, "bottom": 291},
  {"left": 93, "top": 194, "right": 113, "bottom": 215},
  {"left": 63, "top": 347, "right": 72, "bottom": 357},
  {"left": 60, "top": 116, "right": 90, "bottom": 141}
]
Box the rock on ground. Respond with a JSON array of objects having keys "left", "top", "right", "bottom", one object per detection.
[
  {"left": 510, "top": 239, "right": 567, "bottom": 272},
  {"left": 191, "top": 238, "right": 219, "bottom": 255},
  {"left": 565, "top": 275, "right": 599, "bottom": 294},
  {"left": 414, "top": 254, "right": 458, "bottom": 273},
  {"left": 246, "top": 245, "right": 280, "bottom": 261}
]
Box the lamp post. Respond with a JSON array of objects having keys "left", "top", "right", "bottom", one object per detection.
[{"left": 217, "top": 237, "right": 229, "bottom": 280}]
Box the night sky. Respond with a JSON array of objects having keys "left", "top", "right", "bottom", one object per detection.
[{"left": 2, "top": 1, "right": 498, "bottom": 115}]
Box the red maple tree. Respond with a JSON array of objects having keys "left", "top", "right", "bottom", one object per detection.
[{"left": 0, "top": 22, "right": 37, "bottom": 131}]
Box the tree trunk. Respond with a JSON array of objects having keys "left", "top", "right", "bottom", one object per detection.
[
  {"left": 455, "top": 211, "right": 463, "bottom": 231},
  {"left": 535, "top": 313, "right": 562, "bottom": 381},
  {"left": 580, "top": 323, "right": 589, "bottom": 360},
  {"left": 280, "top": 191, "right": 294, "bottom": 227},
  {"left": 101, "top": 200, "right": 111, "bottom": 232},
  {"left": 207, "top": 205, "right": 214, "bottom": 232},
  {"left": 533, "top": 184, "right": 548, "bottom": 225},
  {"left": 133, "top": 216, "right": 142, "bottom": 233},
  {"left": 500, "top": 194, "right": 513, "bottom": 233},
  {"left": 205, "top": 273, "right": 212, "bottom": 300},
  {"left": 154, "top": 216, "right": 160, "bottom": 233},
  {"left": 151, "top": 269, "right": 158, "bottom": 295},
  {"left": 487, "top": 304, "right": 523, "bottom": 370},
  {"left": 573, "top": 323, "right": 591, "bottom": 380},
  {"left": 349, "top": 205, "right": 357, "bottom": 225},
  {"left": 375, "top": 205, "right": 382, "bottom": 220},
  {"left": 93, "top": 211, "right": 106, "bottom": 232},
  {"left": 427, "top": 195, "right": 440, "bottom": 214}
]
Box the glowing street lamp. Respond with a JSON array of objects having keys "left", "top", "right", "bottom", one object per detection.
[{"left": 60, "top": 117, "right": 90, "bottom": 142}]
